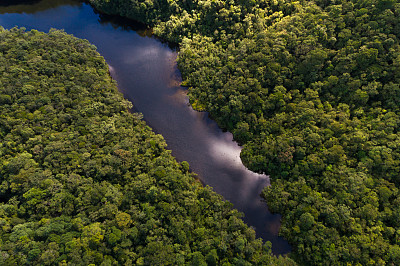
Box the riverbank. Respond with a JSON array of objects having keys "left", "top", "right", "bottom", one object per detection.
[
  {"left": 0, "top": 26, "right": 296, "bottom": 265},
  {"left": 88, "top": 0, "right": 400, "bottom": 264}
]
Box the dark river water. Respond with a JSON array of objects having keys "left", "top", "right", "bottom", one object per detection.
[{"left": 0, "top": 0, "right": 290, "bottom": 254}]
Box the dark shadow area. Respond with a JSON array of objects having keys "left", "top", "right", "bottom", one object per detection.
[
  {"left": 95, "top": 10, "right": 179, "bottom": 50},
  {"left": 0, "top": 0, "right": 39, "bottom": 6},
  {"left": 97, "top": 13, "right": 148, "bottom": 35},
  {"left": 0, "top": 0, "right": 81, "bottom": 14}
]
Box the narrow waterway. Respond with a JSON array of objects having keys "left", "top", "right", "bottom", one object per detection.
[{"left": 0, "top": 0, "right": 290, "bottom": 254}]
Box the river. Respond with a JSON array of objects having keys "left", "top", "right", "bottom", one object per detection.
[{"left": 0, "top": 0, "right": 290, "bottom": 254}]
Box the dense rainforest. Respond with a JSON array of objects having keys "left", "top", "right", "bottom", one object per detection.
[
  {"left": 89, "top": 0, "right": 400, "bottom": 264},
  {"left": 0, "top": 27, "right": 295, "bottom": 265}
]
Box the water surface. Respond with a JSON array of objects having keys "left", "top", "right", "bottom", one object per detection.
[{"left": 0, "top": 0, "right": 290, "bottom": 254}]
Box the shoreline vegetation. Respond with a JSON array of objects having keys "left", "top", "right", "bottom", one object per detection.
[
  {"left": 0, "top": 27, "right": 294, "bottom": 265},
  {"left": 88, "top": 0, "right": 400, "bottom": 265}
]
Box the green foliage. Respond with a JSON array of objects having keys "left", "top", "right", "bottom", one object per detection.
[
  {"left": 0, "top": 27, "right": 293, "bottom": 265},
  {"left": 88, "top": 0, "right": 400, "bottom": 264}
]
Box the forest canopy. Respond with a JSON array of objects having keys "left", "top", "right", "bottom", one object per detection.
[
  {"left": 88, "top": 0, "right": 400, "bottom": 264},
  {"left": 0, "top": 27, "right": 294, "bottom": 265}
]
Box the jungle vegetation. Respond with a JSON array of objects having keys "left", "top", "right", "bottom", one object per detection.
[
  {"left": 88, "top": 0, "right": 400, "bottom": 264},
  {"left": 0, "top": 27, "right": 294, "bottom": 265}
]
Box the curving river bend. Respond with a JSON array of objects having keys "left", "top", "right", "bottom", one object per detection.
[{"left": 0, "top": 0, "right": 290, "bottom": 254}]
